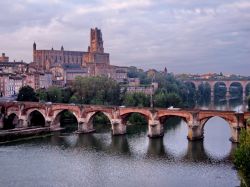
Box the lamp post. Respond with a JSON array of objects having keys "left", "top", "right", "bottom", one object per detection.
[
  {"left": 150, "top": 75, "right": 155, "bottom": 108},
  {"left": 150, "top": 84, "right": 154, "bottom": 108}
]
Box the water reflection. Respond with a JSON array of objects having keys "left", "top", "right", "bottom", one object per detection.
[
  {"left": 204, "top": 117, "right": 232, "bottom": 159},
  {"left": 146, "top": 138, "right": 167, "bottom": 158},
  {"left": 183, "top": 141, "right": 209, "bottom": 162},
  {"left": 76, "top": 134, "right": 103, "bottom": 150},
  {"left": 144, "top": 137, "right": 237, "bottom": 163},
  {"left": 1, "top": 116, "right": 236, "bottom": 163},
  {"left": 0, "top": 114, "right": 240, "bottom": 187},
  {"left": 196, "top": 99, "right": 247, "bottom": 112},
  {"left": 48, "top": 132, "right": 131, "bottom": 155},
  {"left": 109, "top": 135, "right": 130, "bottom": 155}
]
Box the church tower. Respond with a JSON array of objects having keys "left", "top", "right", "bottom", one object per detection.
[
  {"left": 89, "top": 28, "right": 104, "bottom": 53},
  {"left": 33, "top": 42, "right": 36, "bottom": 51}
]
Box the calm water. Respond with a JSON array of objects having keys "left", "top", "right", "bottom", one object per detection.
[{"left": 0, "top": 116, "right": 241, "bottom": 187}]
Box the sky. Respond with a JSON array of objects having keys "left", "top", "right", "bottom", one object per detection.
[{"left": 0, "top": 0, "right": 250, "bottom": 75}]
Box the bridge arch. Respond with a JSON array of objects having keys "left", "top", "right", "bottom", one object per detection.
[
  {"left": 184, "top": 81, "right": 197, "bottom": 90},
  {"left": 201, "top": 116, "right": 234, "bottom": 158},
  {"left": 85, "top": 111, "right": 112, "bottom": 132},
  {"left": 199, "top": 113, "right": 239, "bottom": 143},
  {"left": 86, "top": 111, "right": 112, "bottom": 124},
  {"left": 245, "top": 83, "right": 250, "bottom": 97},
  {"left": 3, "top": 113, "right": 19, "bottom": 129},
  {"left": 27, "top": 110, "right": 46, "bottom": 127},
  {"left": 51, "top": 109, "right": 78, "bottom": 131},
  {"left": 119, "top": 108, "right": 152, "bottom": 121},
  {"left": 120, "top": 111, "right": 149, "bottom": 124},
  {"left": 158, "top": 111, "right": 192, "bottom": 125},
  {"left": 229, "top": 82, "right": 243, "bottom": 99},
  {"left": 158, "top": 114, "right": 189, "bottom": 125},
  {"left": 214, "top": 82, "right": 227, "bottom": 98},
  {"left": 200, "top": 115, "right": 235, "bottom": 130}
]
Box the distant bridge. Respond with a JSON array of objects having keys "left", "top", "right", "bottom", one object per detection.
[
  {"left": 0, "top": 101, "right": 249, "bottom": 143},
  {"left": 183, "top": 79, "right": 250, "bottom": 100}
]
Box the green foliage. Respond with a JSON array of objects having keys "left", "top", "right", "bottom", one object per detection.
[
  {"left": 36, "top": 88, "right": 47, "bottom": 102},
  {"left": 17, "top": 86, "right": 38, "bottom": 102},
  {"left": 126, "top": 67, "right": 197, "bottom": 108},
  {"left": 197, "top": 83, "right": 211, "bottom": 105},
  {"left": 123, "top": 92, "right": 150, "bottom": 107},
  {"left": 92, "top": 112, "right": 111, "bottom": 125},
  {"left": 165, "top": 93, "right": 182, "bottom": 107},
  {"left": 46, "top": 86, "right": 62, "bottom": 103},
  {"left": 69, "top": 95, "right": 78, "bottom": 103},
  {"left": 62, "top": 87, "right": 73, "bottom": 103},
  {"left": 154, "top": 91, "right": 182, "bottom": 108},
  {"left": 72, "top": 76, "right": 120, "bottom": 105},
  {"left": 154, "top": 91, "right": 167, "bottom": 107},
  {"left": 127, "top": 113, "right": 147, "bottom": 125},
  {"left": 234, "top": 128, "right": 250, "bottom": 184}
]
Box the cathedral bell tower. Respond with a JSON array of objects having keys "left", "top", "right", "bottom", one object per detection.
[{"left": 89, "top": 28, "right": 104, "bottom": 53}]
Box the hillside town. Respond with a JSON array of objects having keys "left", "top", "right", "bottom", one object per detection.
[{"left": 0, "top": 28, "right": 249, "bottom": 98}]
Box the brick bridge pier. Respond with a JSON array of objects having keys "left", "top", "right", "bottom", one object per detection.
[{"left": 0, "top": 102, "right": 249, "bottom": 143}]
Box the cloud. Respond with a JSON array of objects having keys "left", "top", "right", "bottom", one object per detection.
[{"left": 0, "top": 0, "right": 249, "bottom": 75}]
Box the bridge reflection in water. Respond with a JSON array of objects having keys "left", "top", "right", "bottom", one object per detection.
[
  {"left": 16, "top": 116, "right": 235, "bottom": 165},
  {"left": 41, "top": 132, "right": 236, "bottom": 164}
]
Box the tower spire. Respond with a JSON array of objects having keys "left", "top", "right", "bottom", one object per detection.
[{"left": 33, "top": 42, "right": 36, "bottom": 51}]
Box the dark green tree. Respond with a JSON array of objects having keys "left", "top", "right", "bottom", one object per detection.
[
  {"left": 127, "top": 113, "right": 147, "bottom": 126},
  {"left": 47, "top": 86, "right": 62, "bottom": 103},
  {"left": 72, "top": 76, "right": 120, "bottom": 105},
  {"left": 197, "top": 83, "right": 211, "bottom": 105},
  {"left": 233, "top": 126, "right": 250, "bottom": 186},
  {"left": 17, "top": 86, "right": 38, "bottom": 102},
  {"left": 62, "top": 87, "right": 73, "bottom": 103},
  {"left": 36, "top": 88, "right": 47, "bottom": 102},
  {"left": 123, "top": 92, "right": 150, "bottom": 107}
]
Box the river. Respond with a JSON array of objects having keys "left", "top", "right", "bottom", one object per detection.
[{"left": 0, "top": 113, "right": 241, "bottom": 187}]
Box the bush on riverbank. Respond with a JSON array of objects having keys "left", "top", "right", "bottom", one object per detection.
[{"left": 233, "top": 127, "right": 250, "bottom": 186}]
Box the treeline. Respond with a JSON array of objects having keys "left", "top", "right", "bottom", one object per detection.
[
  {"left": 17, "top": 68, "right": 245, "bottom": 108},
  {"left": 17, "top": 74, "right": 193, "bottom": 107},
  {"left": 18, "top": 76, "right": 121, "bottom": 105}
]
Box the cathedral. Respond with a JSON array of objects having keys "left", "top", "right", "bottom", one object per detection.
[{"left": 32, "top": 28, "right": 127, "bottom": 84}]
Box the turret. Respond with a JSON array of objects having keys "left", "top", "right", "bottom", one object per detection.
[{"left": 33, "top": 42, "right": 36, "bottom": 51}]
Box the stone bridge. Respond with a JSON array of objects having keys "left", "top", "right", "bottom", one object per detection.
[
  {"left": 0, "top": 101, "right": 248, "bottom": 143},
  {"left": 184, "top": 79, "right": 250, "bottom": 100}
]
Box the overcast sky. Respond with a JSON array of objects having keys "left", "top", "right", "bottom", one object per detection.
[{"left": 0, "top": 0, "right": 250, "bottom": 75}]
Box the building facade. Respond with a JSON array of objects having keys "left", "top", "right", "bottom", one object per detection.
[
  {"left": 0, "top": 53, "right": 9, "bottom": 62},
  {"left": 33, "top": 28, "right": 127, "bottom": 84}
]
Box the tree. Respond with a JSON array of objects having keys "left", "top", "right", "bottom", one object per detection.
[
  {"left": 47, "top": 86, "right": 62, "bottom": 103},
  {"left": 233, "top": 128, "right": 250, "bottom": 186},
  {"left": 127, "top": 113, "right": 147, "bottom": 126},
  {"left": 62, "top": 87, "right": 73, "bottom": 103},
  {"left": 123, "top": 92, "right": 150, "bottom": 107},
  {"left": 154, "top": 91, "right": 167, "bottom": 108},
  {"left": 36, "top": 88, "right": 47, "bottom": 102},
  {"left": 17, "top": 86, "right": 38, "bottom": 102},
  {"left": 197, "top": 83, "right": 211, "bottom": 105},
  {"left": 69, "top": 95, "right": 78, "bottom": 103},
  {"left": 165, "top": 93, "right": 182, "bottom": 107},
  {"left": 72, "top": 76, "right": 120, "bottom": 105}
]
